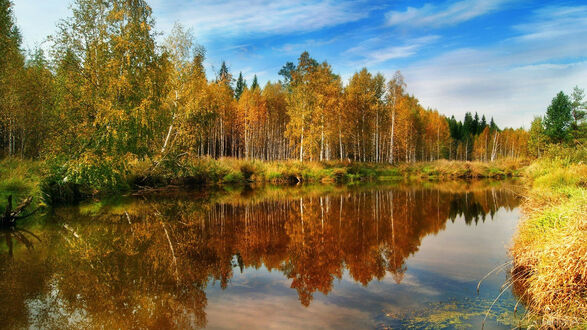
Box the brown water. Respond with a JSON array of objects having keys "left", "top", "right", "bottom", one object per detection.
[{"left": 0, "top": 181, "right": 525, "bottom": 329}]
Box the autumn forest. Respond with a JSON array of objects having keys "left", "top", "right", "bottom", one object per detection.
[{"left": 0, "top": 0, "right": 530, "bottom": 170}]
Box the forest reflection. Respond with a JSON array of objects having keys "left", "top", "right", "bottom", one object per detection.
[{"left": 0, "top": 182, "right": 520, "bottom": 328}]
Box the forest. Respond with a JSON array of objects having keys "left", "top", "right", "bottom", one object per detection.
[{"left": 0, "top": 0, "right": 539, "bottom": 191}]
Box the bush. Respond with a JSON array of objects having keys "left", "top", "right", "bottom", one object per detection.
[
  {"left": 240, "top": 163, "right": 256, "bottom": 181},
  {"left": 223, "top": 171, "right": 244, "bottom": 183},
  {"left": 0, "top": 159, "right": 43, "bottom": 206},
  {"left": 332, "top": 168, "right": 347, "bottom": 182},
  {"left": 543, "top": 143, "right": 587, "bottom": 164},
  {"left": 41, "top": 152, "right": 129, "bottom": 204}
]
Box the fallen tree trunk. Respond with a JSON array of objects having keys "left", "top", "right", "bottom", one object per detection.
[{"left": 1, "top": 195, "right": 37, "bottom": 228}]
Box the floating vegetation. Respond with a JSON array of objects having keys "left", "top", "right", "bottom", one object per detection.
[{"left": 382, "top": 297, "right": 529, "bottom": 329}]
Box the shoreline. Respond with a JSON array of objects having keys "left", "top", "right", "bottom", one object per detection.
[
  {"left": 510, "top": 157, "right": 586, "bottom": 328},
  {"left": 43, "top": 157, "right": 527, "bottom": 204}
]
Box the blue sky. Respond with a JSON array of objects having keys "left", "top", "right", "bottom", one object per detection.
[{"left": 12, "top": 0, "right": 587, "bottom": 128}]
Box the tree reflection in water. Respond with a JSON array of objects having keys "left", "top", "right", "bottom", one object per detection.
[{"left": 0, "top": 182, "right": 520, "bottom": 328}]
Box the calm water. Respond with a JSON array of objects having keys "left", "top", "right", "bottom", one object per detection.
[{"left": 0, "top": 181, "right": 525, "bottom": 329}]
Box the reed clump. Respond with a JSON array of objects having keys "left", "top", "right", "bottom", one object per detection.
[
  {"left": 0, "top": 159, "right": 43, "bottom": 206},
  {"left": 511, "top": 156, "right": 587, "bottom": 328}
]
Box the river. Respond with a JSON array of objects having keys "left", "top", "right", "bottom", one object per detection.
[{"left": 0, "top": 181, "right": 525, "bottom": 329}]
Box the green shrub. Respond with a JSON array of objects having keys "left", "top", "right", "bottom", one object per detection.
[
  {"left": 40, "top": 152, "right": 129, "bottom": 204},
  {"left": 488, "top": 167, "right": 505, "bottom": 176},
  {"left": 378, "top": 168, "right": 400, "bottom": 177},
  {"left": 266, "top": 171, "right": 283, "bottom": 181},
  {"left": 0, "top": 159, "right": 43, "bottom": 206},
  {"left": 0, "top": 177, "right": 28, "bottom": 193},
  {"left": 543, "top": 143, "right": 587, "bottom": 164},
  {"left": 223, "top": 171, "right": 244, "bottom": 183},
  {"left": 332, "top": 168, "right": 347, "bottom": 182},
  {"left": 240, "top": 163, "right": 256, "bottom": 181},
  {"left": 359, "top": 167, "right": 376, "bottom": 178}
]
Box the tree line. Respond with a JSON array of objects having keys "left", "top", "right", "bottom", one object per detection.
[{"left": 0, "top": 0, "right": 583, "bottom": 175}]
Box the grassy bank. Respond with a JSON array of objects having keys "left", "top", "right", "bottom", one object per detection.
[
  {"left": 510, "top": 149, "right": 586, "bottom": 327},
  {"left": 397, "top": 158, "right": 527, "bottom": 180},
  {"left": 129, "top": 156, "right": 527, "bottom": 187},
  {"left": 0, "top": 159, "right": 43, "bottom": 213},
  {"left": 2, "top": 156, "right": 527, "bottom": 205}
]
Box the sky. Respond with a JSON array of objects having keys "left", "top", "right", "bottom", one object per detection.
[{"left": 12, "top": 0, "right": 587, "bottom": 128}]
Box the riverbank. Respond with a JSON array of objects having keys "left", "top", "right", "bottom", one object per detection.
[
  {"left": 510, "top": 149, "right": 586, "bottom": 327},
  {"left": 59, "top": 157, "right": 528, "bottom": 203},
  {"left": 1, "top": 157, "right": 527, "bottom": 206},
  {"left": 134, "top": 156, "right": 527, "bottom": 185}
]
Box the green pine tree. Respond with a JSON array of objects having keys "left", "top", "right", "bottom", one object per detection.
[
  {"left": 217, "top": 61, "right": 233, "bottom": 90},
  {"left": 235, "top": 72, "right": 246, "bottom": 99},
  {"left": 544, "top": 91, "right": 573, "bottom": 143},
  {"left": 489, "top": 117, "right": 498, "bottom": 132},
  {"left": 278, "top": 61, "right": 295, "bottom": 87}
]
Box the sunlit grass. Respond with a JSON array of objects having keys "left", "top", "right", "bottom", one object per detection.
[
  {"left": 0, "top": 158, "right": 43, "bottom": 211},
  {"left": 399, "top": 158, "right": 529, "bottom": 180},
  {"left": 10, "top": 155, "right": 528, "bottom": 204},
  {"left": 145, "top": 157, "right": 527, "bottom": 187},
  {"left": 511, "top": 157, "right": 587, "bottom": 328}
]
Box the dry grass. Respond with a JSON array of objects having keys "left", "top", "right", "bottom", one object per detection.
[
  {"left": 399, "top": 158, "right": 529, "bottom": 179},
  {"left": 50, "top": 156, "right": 530, "bottom": 202},
  {"left": 146, "top": 156, "right": 528, "bottom": 186},
  {"left": 0, "top": 158, "right": 43, "bottom": 205},
  {"left": 511, "top": 158, "right": 587, "bottom": 328}
]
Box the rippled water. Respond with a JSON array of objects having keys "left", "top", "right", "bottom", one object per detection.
[{"left": 0, "top": 181, "right": 525, "bottom": 329}]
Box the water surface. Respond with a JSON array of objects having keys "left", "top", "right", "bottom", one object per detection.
[{"left": 0, "top": 181, "right": 524, "bottom": 329}]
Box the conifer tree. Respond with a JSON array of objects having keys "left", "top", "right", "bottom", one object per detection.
[
  {"left": 217, "top": 61, "right": 233, "bottom": 90},
  {"left": 490, "top": 117, "right": 498, "bottom": 131},
  {"left": 480, "top": 115, "right": 487, "bottom": 131},
  {"left": 235, "top": 72, "right": 246, "bottom": 100},
  {"left": 278, "top": 62, "right": 296, "bottom": 87},
  {"left": 473, "top": 112, "right": 480, "bottom": 135},
  {"left": 544, "top": 91, "right": 573, "bottom": 143}
]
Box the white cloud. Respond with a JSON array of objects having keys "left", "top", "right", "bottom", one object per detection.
[
  {"left": 206, "top": 294, "right": 373, "bottom": 328},
  {"left": 386, "top": 0, "right": 512, "bottom": 28},
  {"left": 511, "top": 5, "right": 587, "bottom": 42},
  {"left": 345, "top": 35, "right": 440, "bottom": 66},
  {"left": 13, "top": 0, "right": 372, "bottom": 50},
  {"left": 393, "top": 6, "right": 587, "bottom": 128},
  {"left": 150, "top": 0, "right": 371, "bottom": 42},
  {"left": 275, "top": 38, "right": 338, "bottom": 55}
]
